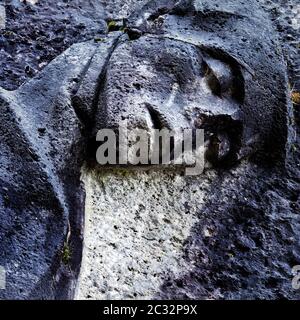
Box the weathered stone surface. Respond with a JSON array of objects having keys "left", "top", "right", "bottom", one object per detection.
[
  {"left": 76, "top": 168, "right": 216, "bottom": 299},
  {"left": 77, "top": 163, "right": 300, "bottom": 300},
  {"left": 0, "top": 35, "right": 119, "bottom": 299},
  {"left": 127, "top": 0, "right": 293, "bottom": 163},
  {"left": 100, "top": 0, "right": 150, "bottom": 20},
  {"left": 0, "top": 0, "right": 294, "bottom": 164},
  {"left": 75, "top": 0, "right": 299, "bottom": 300},
  {"left": 0, "top": 0, "right": 108, "bottom": 90},
  {"left": 0, "top": 3, "right": 5, "bottom": 29},
  {"left": 0, "top": 0, "right": 299, "bottom": 300}
]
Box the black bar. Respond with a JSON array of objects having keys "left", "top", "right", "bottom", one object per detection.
[{"left": 0, "top": 300, "right": 299, "bottom": 319}]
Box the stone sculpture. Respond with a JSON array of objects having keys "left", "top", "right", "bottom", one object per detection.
[{"left": 0, "top": 0, "right": 293, "bottom": 299}]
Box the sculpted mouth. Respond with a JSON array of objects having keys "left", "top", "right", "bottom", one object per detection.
[{"left": 193, "top": 113, "right": 243, "bottom": 167}]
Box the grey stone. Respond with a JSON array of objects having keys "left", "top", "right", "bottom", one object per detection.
[
  {"left": 0, "top": 0, "right": 297, "bottom": 300},
  {"left": 124, "top": 0, "right": 294, "bottom": 164},
  {"left": 0, "top": 34, "right": 120, "bottom": 299},
  {"left": 0, "top": 4, "right": 5, "bottom": 29}
]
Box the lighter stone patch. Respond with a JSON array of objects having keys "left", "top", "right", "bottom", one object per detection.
[
  {"left": 136, "top": 63, "right": 156, "bottom": 79},
  {"left": 0, "top": 266, "right": 6, "bottom": 290},
  {"left": 291, "top": 5, "right": 300, "bottom": 30},
  {"left": 194, "top": 0, "right": 203, "bottom": 11},
  {"left": 0, "top": 5, "right": 5, "bottom": 29},
  {"left": 166, "top": 83, "right": 179, "bottom": 108},
  {"left": 20, "top": 0, "right": 39, "bottom": 4},
  {"left": 76, "top": 168, "right": 215, "bottom": 299},
  {"left": 101, "top": 0, "right": 149, "bottom": 20}
]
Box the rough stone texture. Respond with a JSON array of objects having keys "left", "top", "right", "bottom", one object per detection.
[
  {"left": 76, "top": 168, "right": 213, "bottom": 299},
  {"left": 75, "top": 1, "right": 299, "bottom": 300},
  {"left": 76, "top": 0, "right": 300, "bottom": 300},
  {"left": 0, "top": 3, "right": 5, "bottom": 29},
  {"left": 0, "top": 0, "right": 107, "bottom": 90},
  {"left": 0, "top": 42, "right": 94, "bottom": 299},
  {"left": 76, "top": 162, "right": 300, "bottom": 300},
  {"left": 0, "top": 33, "right": 120, "bottom": 299},
  {"left": 99, "top": 0, "right": 293, "bottom": 165},
  {"left": 260, "top": 0, "right": 300, "bottom": 89},
  {"left": 0, "top": 0, "right": 299, "bottom": 300},
  {"left": 100, "top": 0, "right": 150, "bottom": 20}
]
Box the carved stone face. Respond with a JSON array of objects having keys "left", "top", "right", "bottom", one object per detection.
[
  {"left": 76, "top": 1, "right": 295, "bottom": 300},
  {"left": 0, "top": 0, "right": 294, "bottom": 300},
  {"left": 93, "top": 0, "right": 292, "bottom": 166},
  {"left": 100, "top": 36, "right": 244, "bottom": 165}
]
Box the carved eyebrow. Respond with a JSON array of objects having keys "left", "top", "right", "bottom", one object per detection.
[{"left": 142, "top": 33, "right": 254, "bottom": 77}]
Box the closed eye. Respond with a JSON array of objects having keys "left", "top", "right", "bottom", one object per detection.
[
  {"left": 203, "top": 62, "right": 222, "bottom": 97},
  {"left": 203, "top": 58, "right": 234, "bottom": 99}
]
